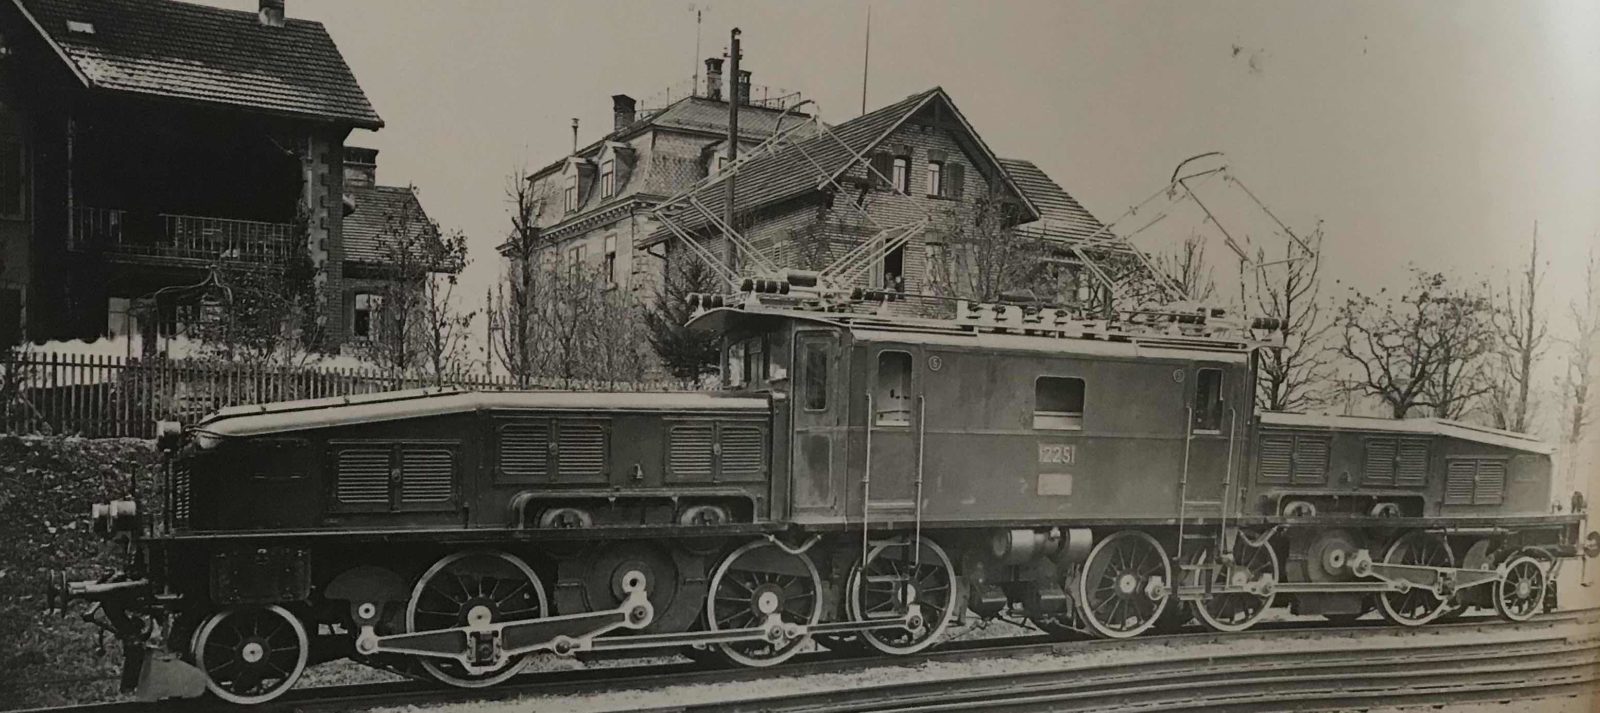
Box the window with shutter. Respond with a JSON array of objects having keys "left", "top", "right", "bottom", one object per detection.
[
  {"left": 498, "top": 421, "right": 550, "bottom": 480},
  {"left": 947, "top": 163, "right": 965, "bottom": 199},
  {"left": 869, "top": 153, "right": 892, "bottom": 188}
]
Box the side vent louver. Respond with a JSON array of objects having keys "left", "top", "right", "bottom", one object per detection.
[
  {"left": 1395, "top": 440, "right": 1429, "bottom": 486},
  {"left": 1258, "top": 436, "right": 1294, "bottom": 482},
  {"left": 170, "top": 460, "right": 191, "bottom": 529},
  {"left": 1446, "top": 458, "right": 1504, "bottom": 506},
  {"left": 500, "top": 421, "right": 550, "bottom": 479},
  {"left": 1292, "top": 437, "right": 1329, "bottom": 484},
  {"left": 337, "top": 449, "right": 391, "bottom": 505},
  {"left": 669, "top": 424, "right": 716, "bottom": 480},
  {"left": 557, "top": 423, "right": 607, "bottom": 479},
  {"left": 401, "top": 449, "right": 453, "bottom": 503},
  {"left": 720, "top": 426, "right": 765, "bottom": 476},
  {"left": 1474, "top": 460, "right": 1505, "bottom": 505},
  {"left": 1363, "top": 439, "right": 1397, "bottom": 484}
]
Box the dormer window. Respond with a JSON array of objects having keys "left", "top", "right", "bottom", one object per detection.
[
  {"left": 564, "top": 173, "right": 578, "bottom": 212},
  {"left": 600, "top": 159, "right": 615, "bottom": 198}
]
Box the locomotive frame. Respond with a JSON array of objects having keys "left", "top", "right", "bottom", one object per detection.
[{"left": 52, "top": 274, "right": 1598, "bottom": 704}]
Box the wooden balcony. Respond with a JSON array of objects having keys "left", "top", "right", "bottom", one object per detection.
[{"left": 69, "top": 206, "right": 296, "bottom": 265}]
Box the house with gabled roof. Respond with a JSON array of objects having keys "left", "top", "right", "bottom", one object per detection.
[
  {"left": 647, "top": 86, "right": 1110, "bottom": 302},
  {"left": 501, "top": 58, "right": 817, "bottom": 297},
  {"left": 0, "top": 0, "right": 441, "bottom": 352}
]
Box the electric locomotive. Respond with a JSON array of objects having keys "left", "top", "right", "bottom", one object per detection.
[{"left": 52, "top": 272, "right": 1599, "bottom": 703}]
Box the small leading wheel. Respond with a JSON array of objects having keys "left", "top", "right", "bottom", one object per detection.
[
  {"left": 1376, "top": 531, "right": 1454, "bottom": 627},
  {"left": 707, "top": 540, "right": 822, "bottom": 667},
  {"left": 1077, "top": 530, "right": 1173, "bottom": 638},
  {"left": 847, "top": 536, "right": 959, "bottom": 655},
  {"left": 407, "top": 550, "right": 548, "bottom": 688},
  {"left": 192, "top": 605, "right": 309, "bottom": 705},
  {"left": 1187, "top": 535, "right": 1278, "bottom": 633},
  {"left": 1493, "top": 555, "right": 1548, "bottom": 622}
]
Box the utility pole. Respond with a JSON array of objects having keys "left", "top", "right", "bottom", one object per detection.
[
  {"left": 724, "top": 28, "right": 741, "bottom": 276},
  {"left": 861, "top": 5, "right": 871, "bottom": 115}
]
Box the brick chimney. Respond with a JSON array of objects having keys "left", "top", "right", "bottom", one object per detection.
[
  {"left": 344, "top": 146, "right": 377, "bottom": 188},
  {"left": 259, "top": 0, "right": 285, "bottom": 27},
  {"left": 611, "top": 94, "right": 636, "bottom": 131},
  {"left": 735, "top": 69, "right": 752, "bottom": 105},
  {"left": 703, "top": 57, "right": 724, "bottom": 101}
]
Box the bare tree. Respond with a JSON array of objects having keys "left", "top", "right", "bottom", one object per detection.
[
  {"left": 1157, "top": 233, "right": 1217, "bottom": 303},
  {"left": 187, "top": 206, "right": 327, "bottom": 368},
  {"left": 356, "top": 186, "right": 471, "bottom": 378},
  {"left": 1338, "top": 268, "right": 1496, "bottom": 419},
  {"left": 1485, "top": 229, "right": 1548, "bottom": 432},
  {"left": 493, "top": 168, "right": 556, "bottom": 386},
  {"left": 935, "top": 189, "right": 1049, "bottom": 302},
  {"left": 1254, "top": 224, "right": 1333, "bottom": 411},
  {"left": 1561, "top": 249, "right": 1599, "bottom": 445}
]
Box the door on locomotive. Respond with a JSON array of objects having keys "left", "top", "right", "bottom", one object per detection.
[
  {"left": 1181, "top": 362, "right": 1239, "bottom": 517},
  {"left": 791, "top": 329, "right": 847, "bottom": 519},
  {"left": 856, "top": 343, "right": 923, "bottom": 522}
]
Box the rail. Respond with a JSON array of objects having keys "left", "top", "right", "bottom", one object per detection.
[{"left": 69, "top": 207, "right": 297, "bottom": 262}]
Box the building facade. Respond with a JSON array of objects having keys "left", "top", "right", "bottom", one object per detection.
[{"left": 0, "top": 0, "right": 436, "bottom": 352}]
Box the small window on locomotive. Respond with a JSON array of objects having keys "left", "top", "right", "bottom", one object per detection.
[
  {"left": 1193, "top": 368, "right": 1225, "bottom": 432},
  {"left": 801, "top": 341, "right": 829, "bottom": 411},
  {"left": 1034, "top": 377, "right": 1085, "bottom": 430},
  {"left": 743, "top": 336, "right": 767, "bottom": 386},
  {"left": 875, "top": 351, "right": 912, "bottom": 426},
  {"left": 726, "top": 340, "right": 746, "bottom": 388}
]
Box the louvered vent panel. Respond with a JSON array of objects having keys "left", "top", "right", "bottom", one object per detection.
[
  {"left": 1363, "top": 439, "right": 1397, "bottom": 484},
  {"left": 500, "top": 422, "right": 549, "bottom": 478},
  {"left": 337, "top": 449, "right": 391, "bottom": 505},
  {"left": 670, "top": 425, "right": 716, "bottom": 480},
  {"left": 170, "top": 460, "right": 191, "bottom": 529},
  {"left": 1292, "top": 438, "right": 1329, "bottom": 483},
  {"left": 1258, "top": 436, "right": 1294, "bottom": 482},
  {"left": 720, "top": 426, "right": 766, "bottom": 476},
  {"left": 1474, "top": 460, "right": 1506, "bottom": 505},
  {"left": 401, "top": 449, "right": 454, "bottom": 503},
  {"left": 1445, "top": 460, "right": 1476, "bottom": 505},
  {"left": 557, "top": 424, "right": 607, "bottom": 479},
  {"left": 1396, "top": 441, "right": 1429, "bottom": 486}
]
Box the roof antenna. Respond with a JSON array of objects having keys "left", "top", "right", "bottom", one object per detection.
[
  {"left": 692, "top": 5, "right": 704, "bottom": 91},
  {"left": 860, "top": 3, "right": 871, "bottom": 116}
]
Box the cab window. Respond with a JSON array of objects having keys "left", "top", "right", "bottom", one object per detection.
[
  {"left": 875, "top": 351, "right": 912, "bottom": 426},
  {"left": 801, "top": 341, "right": 829, "bottom": 411},
  {"left": 1034, "top": 377, "right": 1085, "bottom": 430},
  {"left": 726, "top": 336, "right": 768, "bottom": 389},
  {"left": 1193, "top": 368, "right": 1225, "bottom": 432}
]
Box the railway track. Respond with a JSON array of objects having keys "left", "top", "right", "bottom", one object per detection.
[{"left": 18, "top": 608, "right": 1598, "bottom": 713}]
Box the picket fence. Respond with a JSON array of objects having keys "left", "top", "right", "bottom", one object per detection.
[{"left": 0, "top": 352, "right": 694, "bottom": 439}]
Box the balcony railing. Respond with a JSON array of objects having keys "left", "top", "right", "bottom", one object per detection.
[{"left": 70, "top": 206, "right": 296, "bottom": 263}]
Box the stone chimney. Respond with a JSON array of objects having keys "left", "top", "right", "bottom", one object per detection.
[
  {"left": 703, "top": 57, "right": 724, "bottom": 101},
  {"left": 344, "top": 146, "right": 378, "bottom": 188},
  {"left": 735, "top": 69, "right": 752, "bottom": 105},
  {"left": 611, "top": 94, "right": 636, "bottom": 131},
  {"left": 259, "top": 0, "right": 285, "bottom": 27}
]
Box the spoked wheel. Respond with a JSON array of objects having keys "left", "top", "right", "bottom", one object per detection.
[
  {"left": 1186, "top": 535, "right": 1278, "bottom": 633},
  {"left": 407, "top": 550, "right": 548, "bottom": 688},
  {"left": 707, "top": 540, "right": 822, "bottom": 667},
  {"left": 1077, "top": 530, "right": 1173, "bottom": 638},
  {"left": 1376, "top": 532, "right": 1454, "bottom": 626},
  {"left": 192, "top": 605, "right": 309, "bottom": 704},
  {"left": 847, "top": 536, "right": 959, "bottom": 655},
  {"left": 1493, "top": 555, "right": 1548, "bottom": 622}
]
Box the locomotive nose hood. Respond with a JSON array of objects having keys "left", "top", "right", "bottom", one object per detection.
[{"left": 189, "top": 388, "right": 770, "bottom": 446}]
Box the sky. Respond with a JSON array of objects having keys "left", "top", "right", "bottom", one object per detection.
[{"left": 204, "top": 0, "right": 1600, "bottom": 400}]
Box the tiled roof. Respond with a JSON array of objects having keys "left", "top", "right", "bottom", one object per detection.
[
  {"left": 16, "top": 0, "right": 382, "bottom": 128},
  {"left": 999, "top": 159, "right": 1111, "bottom": 245},
  {"left": 343, "top": 185, "right": 437, "bottom": 266},
  {"left": 653, "top": 88, "right": 943, "bottom": 238}
]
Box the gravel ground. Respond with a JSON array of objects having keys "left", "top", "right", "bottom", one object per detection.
[{"left": 363, "top": 609, "right": 1599, "bottom": 713}]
